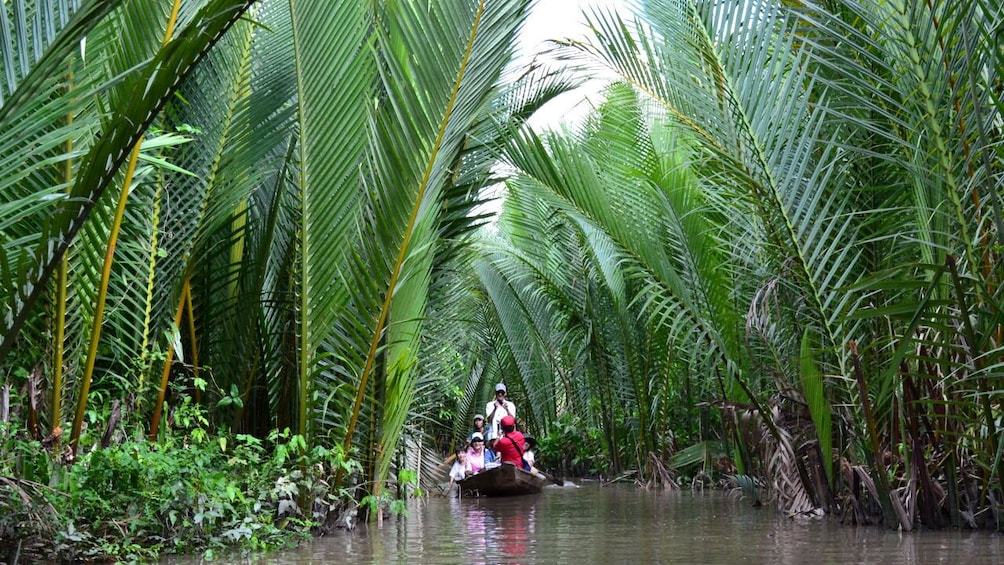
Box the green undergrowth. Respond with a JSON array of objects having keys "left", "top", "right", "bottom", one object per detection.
[
  {"left": 1, "top": 401, "right": 360, "bottom": 563},
  {"left": 534, "top": 414, "right": 610, "bottom": 478}
]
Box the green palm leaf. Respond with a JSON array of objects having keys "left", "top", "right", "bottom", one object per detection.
[
  {"left": 0, "top": 0, "right": 256, "bottom": 364},
  {"left": 800, "top": 328, "right": 832, "bottom": 486},
  {"left": 286, "top": 0, "right": 372, "bottom": 440},
  {"left": 0, "top": 0, "right": 123, "bottom": 121},
  {"left": 340, "top": 0, "right": 530, "bottom": 492}
]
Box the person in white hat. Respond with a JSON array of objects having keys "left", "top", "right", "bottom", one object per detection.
[
  {"left": 484, "top": 383, "right": 516, "bottom": 441},
  {"left": 465, "top": 432, "right": 489, "bottom": 474}
]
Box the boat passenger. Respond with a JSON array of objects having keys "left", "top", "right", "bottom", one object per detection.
[
  {"left": 467, "top": 413, "right": 487, "bottom": 444},
  {"left": 522, "top": 436, "right": 536, "bottom": 466},
  {"left": 492, "top": 415, "right": 528, "bottom": 469},
  {"left": 523, "top": 436, "right": 544, "bottom": 478},
  {"left": 449, "top": 447, "right": 472, "bottom": 491},
  {"left": 466, "top": 432, "right": 489, "bottom": 473},
  {"left": 523, "top": 436, "right": 537, "bottom": 468},
  {"left": 485, "top": 440, "right": 498, "bottom": 468},
  {"left": 485, "top": 383, "right": 516, "bottom": 441}
]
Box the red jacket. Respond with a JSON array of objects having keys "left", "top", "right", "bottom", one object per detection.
[{"left": 494, "top": 431, "right": 526, "bottom": 466}]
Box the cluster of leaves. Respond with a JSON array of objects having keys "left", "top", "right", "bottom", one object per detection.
[
  {"left": 359, "top": 468, "right": 420, "bottom": 519},
  {"left": 534, "top": 414, "right": 609, "bottom": 478},
  {"left": 1, "top": 401, "right": 360, "bottom": 562}
]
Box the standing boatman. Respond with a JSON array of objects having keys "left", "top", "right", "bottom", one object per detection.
[{"left": 484, "top": 382, "right": 516, "bottom": 441}]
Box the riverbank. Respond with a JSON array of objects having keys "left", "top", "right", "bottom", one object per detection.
[{"left": 1, "top": 407, "right": 358, "bottom": 563}]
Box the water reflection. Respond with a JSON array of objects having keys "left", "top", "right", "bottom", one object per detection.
[
  {"left": 449, "top": 494, "right": 534, "bottom": 564},
  {"left": 169, "top": 484, "right": 1004, "bottom": 564}
]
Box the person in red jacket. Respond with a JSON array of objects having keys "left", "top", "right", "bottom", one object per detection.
[{"left": 492, "top": 415, "right": 528, "bottom": 469}]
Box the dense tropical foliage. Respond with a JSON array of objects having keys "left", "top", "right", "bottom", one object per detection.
[
  {"left": 487, "top": 0, "right": 1004, "bottom": 529},
  {"left": 1, "top": 0, "right": 1002, "bottom": 560}
]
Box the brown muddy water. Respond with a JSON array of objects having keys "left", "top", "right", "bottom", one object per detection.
[{"left": 176, "top": 483, "right": 1004, "bottom": 564}]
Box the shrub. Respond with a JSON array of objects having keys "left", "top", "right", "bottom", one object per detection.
[
  {"left": 535, "top": 414, "right": 609, "bottom": 477},
  {"left": 1, "top": 399, "right": 359, "bottom": 562}
]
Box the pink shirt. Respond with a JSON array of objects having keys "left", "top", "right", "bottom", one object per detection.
[{"left": 466, "top": 446, "right": 487, "bottom": 473}]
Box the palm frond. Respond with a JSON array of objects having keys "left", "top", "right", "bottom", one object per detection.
[
  {"left": 356, "top": 0, "right": 530, "bottom": 491},
  {"left": 286, "top": 0, "right": 372, "bottom": 440},
  {"left": 0, "top": 0, "right": 256, "bottom": 363},
  {"left": 0, "top": 0, "right": 123, "bottom": 120}
]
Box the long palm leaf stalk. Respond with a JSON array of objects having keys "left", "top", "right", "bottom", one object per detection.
[
  {"left": 849, "top": 339, "right": 897, "bottom": 527},
  {"left": 69, "top": 0, "right": 204, "bottom": 453},
  {"left": 68, "top": 140, "right": 146, "bottom": 452},
  {"left": 332, "top": 0, "right": 530, "bottom": 497},
  {"left": 184, "top": 278, "right": 200, "bottom": 404},
  {"left": 52, "top": 61, "right": 76, "bottom": 432},
  {"left": 149, "top": 282, "right": 188, "bottom": 441}
]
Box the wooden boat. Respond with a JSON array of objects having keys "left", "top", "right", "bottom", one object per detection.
[{"left": 458, "top": 462, "right": 546, "bottom": 497}]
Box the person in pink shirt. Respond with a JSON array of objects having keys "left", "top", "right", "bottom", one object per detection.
[{"left": 466, "top": 432, "right": 489, "bottom": 473}]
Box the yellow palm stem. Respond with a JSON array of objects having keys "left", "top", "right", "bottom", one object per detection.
[
  {"left": 53, "top": 84, "right": 73, "bottom": 431},
  {"left": 68, "top": 0, "right": 184, "bottom": 453},
  {"left": 69, "top": 144, "right": 141, "bottom": 452},
  {"left": 185, "top": 280, "right": 200, "bottom": 404}
]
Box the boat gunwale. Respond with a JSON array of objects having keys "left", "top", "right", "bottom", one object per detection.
[{"left": 458, "top": 462, "right": 545, "bottom": 497}]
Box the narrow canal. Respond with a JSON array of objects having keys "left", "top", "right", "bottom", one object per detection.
[{"left": 194, "top": 484, "right": 1004, "bottom": 564}]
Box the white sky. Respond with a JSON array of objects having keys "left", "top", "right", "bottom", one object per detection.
[
  {"left": 516, "top": 0, "right": 630, "bottom": 131},
  {"left": 475, "top": 0, "right": 631, "bottom": 223}
]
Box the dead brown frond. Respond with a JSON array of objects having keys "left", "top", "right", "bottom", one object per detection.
[
  {"left": 0, "top": 475, "right": 60, "bottom": 536},
  {"left": 724, "top": 396, "right": 824, "bottom": 516},
  {"left": 760, "top": 404, "right": 818, "bottom": 516},
  {"left": 645, "top": 452, "right": 679, "bottom": 490}
]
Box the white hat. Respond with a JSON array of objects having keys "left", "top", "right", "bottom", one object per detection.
[
  {"left": 471, "top": 432, "right": 484, "bottom": 442},
  {"left": 494, "top": 383, "right": 507, "bottom": 393}
]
